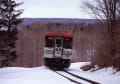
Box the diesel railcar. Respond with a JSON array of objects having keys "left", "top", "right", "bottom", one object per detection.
[{"left": 44, "top": 32, "right": 73, "bottom": 69}]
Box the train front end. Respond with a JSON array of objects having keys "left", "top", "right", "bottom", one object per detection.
[{"left": 44, "top": 32, "right": 73, "bottom": 69}]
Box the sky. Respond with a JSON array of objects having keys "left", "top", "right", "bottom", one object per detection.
[{"left": 16, "top": 0, "right": 92, "bottom": 19}]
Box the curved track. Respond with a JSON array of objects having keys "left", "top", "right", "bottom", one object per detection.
[{"left": 51, "top": 69, "right": 99, "bottom": 84}]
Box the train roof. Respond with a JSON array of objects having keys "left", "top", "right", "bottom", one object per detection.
[{"left": 45, "top": 32, "right": 73, "bottom": 38}]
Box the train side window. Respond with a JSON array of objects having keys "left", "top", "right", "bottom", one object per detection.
[
  {"left": 63, "top": 38, "right": 72, "bottom": 49},
  {"left": 45, "top": 37, "right": 54, "bottom": 47}
]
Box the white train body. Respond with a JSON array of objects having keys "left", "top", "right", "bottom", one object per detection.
[{"left": 44, "top": 32, "right": 73, "bottom": 69}]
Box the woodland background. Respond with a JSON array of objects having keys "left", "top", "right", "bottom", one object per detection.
[{"left": 10, "top": 20, "right": 120, "bottom": 67}]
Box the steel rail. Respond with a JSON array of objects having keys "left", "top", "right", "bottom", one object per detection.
[
  {"left": 52, "top": 69, "right": 82, "bottom": 84},
  {"left": 63, "top": 70, "right": 99, "bottom": 84}
]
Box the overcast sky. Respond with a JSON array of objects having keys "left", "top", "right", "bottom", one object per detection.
[{"left": 16, "top": 0, "right": 92, "bottom": 19}]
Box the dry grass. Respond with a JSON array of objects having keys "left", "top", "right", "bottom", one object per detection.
[{"left": 80, "top": 64, "right": 94, "bottom": 71}]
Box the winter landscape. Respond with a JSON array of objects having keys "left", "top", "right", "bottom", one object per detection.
[
  {"left": 0, "top": 62, "right": 120, "bottom": 84},
  {"left": 0, "top": 0, "right": 120, "bottom": 84}
]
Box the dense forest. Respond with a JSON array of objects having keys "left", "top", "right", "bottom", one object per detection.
[{"left": 10, "top": 21, "right": 120, "bottom": 70}]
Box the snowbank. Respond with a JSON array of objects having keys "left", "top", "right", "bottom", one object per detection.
[{"left": 0, "top": 62, "right": 120, "bottom": 84}]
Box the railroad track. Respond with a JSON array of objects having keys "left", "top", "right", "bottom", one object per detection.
[{"left": 51, "top": 69, "right": 99, "bottom": 84}]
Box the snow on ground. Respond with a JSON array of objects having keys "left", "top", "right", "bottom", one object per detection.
[
  {"left": 0, "top": 62, "right": 120, "bottom": 84},
  {"left": 69, "top": 62, "right": 120, "bottom": 84},
  {"left": 0, "top": 66, "right": 73, "bottom": 84}
]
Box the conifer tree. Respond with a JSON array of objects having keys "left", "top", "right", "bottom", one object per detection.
[{"left": 0, "top": 0, "right": 23, "bottom": 67}]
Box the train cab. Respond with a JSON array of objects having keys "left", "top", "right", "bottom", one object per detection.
[{"left": 44, "top": 32, "right": 73, "bottom": 69}]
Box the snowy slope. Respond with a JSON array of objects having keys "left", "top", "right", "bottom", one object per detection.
[
  {"left": 0, "top": 62, "right": 120, "bottom": 84},
  {"left": 69, "top": 62, "right": 120, "bottom": 84}
]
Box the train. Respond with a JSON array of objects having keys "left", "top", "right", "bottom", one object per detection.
[{"left": 44, "top": 32, "right": 73, "bottom": 69}]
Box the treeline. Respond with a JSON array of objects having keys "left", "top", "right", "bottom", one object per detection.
[{"left": 11, "top": 22, "right": 120, "bottom": 69}]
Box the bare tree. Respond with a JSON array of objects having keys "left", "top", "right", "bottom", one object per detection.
[{"left": 82, "top": 0, "right": 120, "bottom": 67}]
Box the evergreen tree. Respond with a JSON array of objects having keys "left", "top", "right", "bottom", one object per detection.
[{"left": 0, "top": 0, "right": 23, "bottom": 67}]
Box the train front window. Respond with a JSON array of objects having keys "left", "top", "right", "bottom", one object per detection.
[
  {"left": 63, "top": 38, "right": 72, "bottom": 49},
  {"left": 55, "top": 38, "right": 62, "bottom": 47},
  {"left": 45, "top": 37, "right": 54, "bottom": 47}
]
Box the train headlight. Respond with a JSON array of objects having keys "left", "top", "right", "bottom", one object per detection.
[
  {"left": 63, "top": 51, "right": 72, "bottom": 55},
  {"left": 46, "top": 50, "right": 53, "bottom": 54}
]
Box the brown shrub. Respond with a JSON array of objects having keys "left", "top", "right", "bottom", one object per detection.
[{"left": 80, "top": 64, "right": 94, "bottom": 71}]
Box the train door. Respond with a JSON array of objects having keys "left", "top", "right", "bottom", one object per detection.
[{"left": 54, "top": 37, "right": 63, "bottom": 57}]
